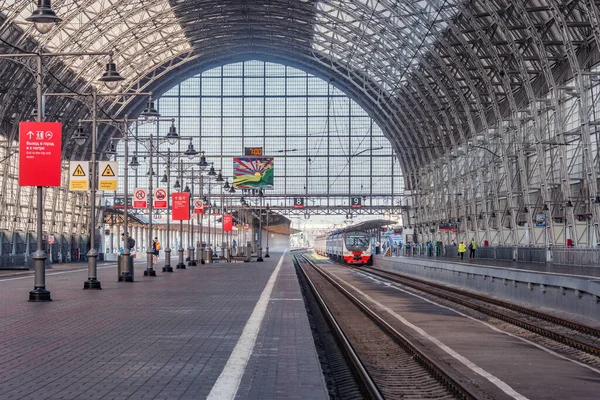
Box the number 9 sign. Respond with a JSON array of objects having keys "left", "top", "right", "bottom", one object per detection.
[{"left": 350, "top": 196, "right": 362, "bottom": 209}]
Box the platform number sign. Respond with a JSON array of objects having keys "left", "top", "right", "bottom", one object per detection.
[
  {"left": 350, "top": 196, "right": 362, "bottom": 209},
  {"left": 293, "top": 197, "right": 305, "bottom": 209}
]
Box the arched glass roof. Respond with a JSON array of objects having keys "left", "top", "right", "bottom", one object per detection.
[{"left": 1, "top": 0, "right": 599, "bottom": 187}]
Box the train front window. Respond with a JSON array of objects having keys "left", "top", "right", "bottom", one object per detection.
[{"left": 345, "top": 236, "right": 369, "bottom": 248}]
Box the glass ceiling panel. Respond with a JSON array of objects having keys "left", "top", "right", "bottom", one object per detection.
[
  {"left": 3, "top": 0, "right": 191, "bottom": 89},
  {"left": 313, "top": 0, "right": 460, "bottom": 94}
]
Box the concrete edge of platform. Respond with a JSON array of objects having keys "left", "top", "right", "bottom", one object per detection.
[{"left": 374, "top": 255, "right": 600, "bottom": 322}]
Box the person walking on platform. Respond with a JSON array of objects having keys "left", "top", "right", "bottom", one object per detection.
[
  {"left": 458, "top": 241, "right": 467, "bottom": 260},
  {"left": 469, "top": 238, "right": 477, "bottom": 260},
  {"left": 152, "top": 237, "right": 161, "bottom": 264}
]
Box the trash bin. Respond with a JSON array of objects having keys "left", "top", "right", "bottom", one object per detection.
[
  {"left": 224, "top": 248, "right": 230, "bottom": 261},
  {"left": 204, "top": 248, "right": 213, "bottom": 264},
  {"left": 118, "top": 254, "right": 134, "bottom": 279}
]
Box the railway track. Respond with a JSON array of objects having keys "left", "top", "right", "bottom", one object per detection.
[
  {"left": 293, "top": 254, "right": 483, "bottom": 400},
  {"left": 353, "top": 265, "right": 600, "bottom": 359}
]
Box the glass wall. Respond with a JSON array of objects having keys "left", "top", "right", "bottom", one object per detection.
[{"left": 115, "top": 60, "right": 403, "bottom": 212}]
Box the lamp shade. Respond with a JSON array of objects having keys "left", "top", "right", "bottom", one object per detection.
[
  {"left": 140, "top": 99, "right": 160, "bottom": 119},
  {"left": 199, "top": 152, "right": 208, "bottom": 169},
  {"left": 208, "top": 164, "right": 216, "bottom": 177},
  {"left": 166, "top": 123, "right": 178, "bottom": 145},
  {"left": 73, "top": 125, "right": 88, "bottom": 146},
  {"left": 98, "top": 60, "right": 124, "bottom": 90},
  {"left": 105, "top": 142, "right": 117, "bottom": 155},
  {"left": 129, "top": 155, "right": 140, "bottom": 170},
  {"left": 184, "top": 140, "right": 198, "bottom": 159},
  {"left": 26, "top": 0, "right": 61, "bottom": 34}
]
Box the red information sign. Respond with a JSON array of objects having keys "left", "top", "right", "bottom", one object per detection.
[
  {"left": 193, "top": 199, "right": 204, "bottom": 215},
  {"left": 172, "top": 192, "right": 190, "bottom": 220},
  {"left": 223, "top": 214, "right": 233, "bottom": 232},
  {"left": 153, "top": 188, "right": 167, "bottom": 209},
  {"left": 19, "top": 122, "right": 62, "bottom": 186},
  {"left": 133, "top": 188, "right": 148, "bottom": 209}
]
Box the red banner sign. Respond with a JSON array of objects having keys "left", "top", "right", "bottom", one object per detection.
[
  {"left": 19, "top": 122, "right": 62, "bottom": 186},
  {"left": 193, "top": 199, "right": 204, "bottom": 215},
  {"left": 153, "top": 188, "right": 167, "bottom": 209},
  {"left": 223, "top": 214, "right": 233, "bottom": 232},
  {"left": 172, "top": 192, "right": 190, "bottom": 220}
]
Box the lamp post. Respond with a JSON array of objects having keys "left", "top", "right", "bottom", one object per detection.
[
  {"left": 187, "top": 170, "right": 196, "bottom": 266},
  {"left": 162, "top": 148, "right": 173, "bottom": 272},
  {"left": 176, "top": 154, "right": 186, "bottom": 269},
  {"left": 143, "top": 133, "right": 157, "bottom": 276},
  {"left": 77, "top": 116, "right": 146, "bottom": 282},
  {"left": 257, "top": 189, "right": 264, "bottom": 262},
  {"left": 265, "top": 203, "right": 270, "bottom": 258},
  {"left": 0, "top": 26, "right": 126, "bottom": 299},
  {"left": 215, "top": 170, "right": 224, "bottom": 257},
  {"left": 124, "top": 119, "right": 178, "bottom": 272},
  {"left": 58, "top": 93, "right": 155, "bottom": 288},
  {"left": 206, "top": 163, "right": 217, "bottom": 260},
  {"left": 120, "top": 121, "right": 133, "bottom": 281}
]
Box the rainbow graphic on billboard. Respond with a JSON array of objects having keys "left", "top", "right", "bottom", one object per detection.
[{"left": 233, "top": 157, "right": 274, "bottom": 189}]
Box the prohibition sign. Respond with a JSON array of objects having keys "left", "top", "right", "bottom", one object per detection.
[
  {"left": 156, "top": 189, "right": 166, "bottom": 200},
  {"left": 133, "top": 188, "right": 148, "bottom": 209}
]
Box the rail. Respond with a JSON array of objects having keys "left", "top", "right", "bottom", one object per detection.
[
  {"left": 296, "top": 254, "right": 480, "bottom": 400},
  {"left": 292, "top": 254, "right": 383, "bottom": 400}
]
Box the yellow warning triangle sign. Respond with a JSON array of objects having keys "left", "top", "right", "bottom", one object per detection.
[
  {"left": 102, "top": 164, "right": 116, "bottom": 177},
  {"left": 73, "top": 164, "right": 86, "bottom": 177}
]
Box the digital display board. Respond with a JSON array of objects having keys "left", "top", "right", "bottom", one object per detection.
[{"left": 244, "top": 147, "right": 263, "bottom": 156}]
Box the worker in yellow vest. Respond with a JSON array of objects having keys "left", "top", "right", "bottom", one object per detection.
[
  {"left": 469, "top": 238, "right": 477, "bottom": 260},
  {"left": 458, "top": 241, "right": 467, "bottom": 260}
]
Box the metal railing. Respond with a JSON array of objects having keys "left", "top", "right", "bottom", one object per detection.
[
  {"left": 391, "top": 243, "right": 600, "bottom": 268},
  {"left": 0, "top": 254, "right": 28, "bottom": 269},
  {"left": 495, "top": 246, "right": 514, "bottom": 261},
  {"left": 517, "top": 247, "right": 546, "bottom": 263},
  {"left": 551, "top": 247, "right": 600, "bottom": 267}
]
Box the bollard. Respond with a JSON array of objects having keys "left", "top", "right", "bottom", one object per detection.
[{"left": 204, "top": 248, "right": 213, "bottom": 264}]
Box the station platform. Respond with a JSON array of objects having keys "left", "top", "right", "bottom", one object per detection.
[
  {"left": 433, "top": 254, "right": 600, "bottom": 278},
  {"left": 0, "top": 252, "right": 328, "bottom": 400},
  {"left": 375, "top": 255, "right": 600, "bottom": 323}
]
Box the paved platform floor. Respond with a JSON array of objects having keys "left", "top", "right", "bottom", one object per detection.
[{"left": 0, "top": 252, "right": 328, "bottom": 400}]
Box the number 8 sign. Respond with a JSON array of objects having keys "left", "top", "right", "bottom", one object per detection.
[{"left": 293, "top": 197, "right": 305, "bottom": 209}]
